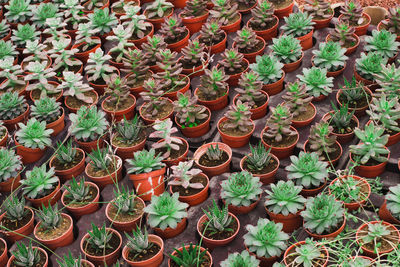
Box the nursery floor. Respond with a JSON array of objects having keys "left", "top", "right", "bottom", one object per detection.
[{"left": 1, "top": 3, "right": 400, "bottom": 267}]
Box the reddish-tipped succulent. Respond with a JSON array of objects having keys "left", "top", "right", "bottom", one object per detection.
[
  {"left": 304, "top": 0, "right": 332, "bottom": 20},
  {"left": 159, "top": 15, "right": 188, "bottom": 43},
  {"left": 282, "top": 81, "right": 313, "bottom": 118},
  {"left": 340, "top": 0, "right": 364, "bottom": 26},
  {"left": 222, "top": 100, "right": 253, "bottom": 133}
]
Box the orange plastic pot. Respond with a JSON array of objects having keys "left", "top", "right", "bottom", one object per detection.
[
  {"left": 261, "top": 126, "right": 299, "bottom": 159},
  {"left": 158, "top": 137, "right": 189, "bottom": 167},
  {"left": 300, "top": 180, "right": 327, "bottom": 197},
  {"left": 169, "top": 173, "right": 209, "bottom": 206},
  {"left": 0, "top": 173, "right": 20, "bottom": 192},
  {"left": 26, "top": 180, "right": 61, "bottom": 208},
  {"left": 122, "top": 234, "right": 164, "bottom": 267},
  {"left": 197, "top": 213, "right": 240, "bottom": 249},
  {"left": 14, "top": 137, "right": 46, "bottom": 165},
  {"left": 245, "top": 245, "right": 280, "bottom": 267},
  {"left": 106, "top": 197, "right": 145, "bottom": 232},
  {"left": 61, "top": 182, "right": 100, "bottom": 219},
  {"left": 195, "top": 87, "right": 229, "bottom": 111},
  {"left": 129, "top": 167, "right": 166, "bottom": 201},
  {"left": 223, "top": 194, "right": 261, "bottom": 215},
  {"left": 199, "top": 31, "right": 227, "bottom": 54},
  {"left": 34, "top": 213, "right": 74, "bottom": 250},
  {"left": 7, "top": 247, "right": 48, "bottom": 267},
  {"left": 193, "top": 142, "right": 232, "bottom": 177},
  {"left": 180, "top": 11, "right": 209, "bottom": 35},
  {"left": 312, "top": 11, "right": 334, "bottom": 29},
  {"left": 102, "top": 94, "right": 136, "bottom": 122},
  {"left": 86, "top": 68, "right": 120, "bottom": 96},
  {"left": 303, "top": 140, "right": 342, "bottom": 166},
  {"left": 126, "top": 70, "right": 153, "bottom": 98},
  {"left": 291, "top": 102, "right": 316, "bottom": 128},
  {"left": 325, "top": 34, "right": 360, "bottom": 55},
  {"left": 297, "top": 29, "right": 314, "bottom": 50},
  {"left": 379, "top": 200, "right": 400, "bottom": 225},
  {"left": 339, "top": 13, "right": 371, "bottom": 36},
  {"left": 220, "top": 58, "right": 249, "bottom": 86},
  {"left": 267, "top": 208, "right": 303, "bottom": 233},
  {"left": 180, "top": 55, "right": 208, "bottom": 77},
  {"left": 168, "top": 245, "right": 212, "bottom": 267},
  {"left": 305, "top": 216, "right": 346, "bottom": 240},
  {"left": 247, "top": 16, "right": 279, "bottom": 41},
  {"left": 46, "top": 107, "right": 65, "bottom": 136},
  {"left": 81, "top": 228, "right": 122, "bottom": 266},
  {"left": 274, "top": 1, "right": 294, "bottom": 18},
  {"left": 233, "top": 36, "right": 266, "bottom": 63},
  {"left": 262, "top": 72, "right": 285, "bottom": 96},
  {"left": 311, "top": 55, "right": 346, "bottom": 77},
  {"left": 283, "top": 52, "right": 304, "bottom": 73},
  {"left": 354, "top": 67, "right": 374, "bottom": 86},
  {"left": 240, "top": 154, "right": 279, "bottom": 184},
  {"left": 85, "top": 156, "right": 123, "bottom": 188},
  {"left": 221, "top": 13, "right": 242, "bottom": 33},
  {"left": 350, "top": 149, "right": 389, "bottom": 178},
  {"left": 378, "top": 19, "right": 400, "bottom": 41},
  {"left": 72, "top": 37, "right": 102, "bottom": 63},
  {"left": 2, "top": 105, "right": 29, "bottom": 132},
  {"left": 75, "top": 136, "right": 105, "bottom": 153},
  {"left": 153, "top": 217, "right": 187, "bottom": 239},
  {"left": 111, "top": 135, "right": 146, "bottom": 160},
  {"left": 163, "top": 75, "right": 190, "bottom": 101},
  {"left": 336, "top": 87, "right": 372, "bottom": 117},
  {"left": 0, "top": 207, "right": 34, "bottom": 242},
  {"left": 284, "top": 241, "right": 329, "bottom": 266},
  {"left": 0, "top": 238, "right": 8, "bottom": 267},
  {"left": 322, "top": 112, "right": 359, "bottom": 144},
  {"left": 169, "top": 0, "right": 187, "bottom": 8},
  {"left": 145, "top": 9, "right": 173, "bottom": 31},
  {"left": 233, "top": 91, "right": 269, "bottom": 120},
  {"left": 139, "top": 98, "right": 174, "bottom": 125},
  {"left": 356, "top": 221, "right": 400, "bottom": 258},
  {"left": 218, "top": 117, "right": 255, "bottom": 148},
  {"left": 175, "top": 106, "right": 211, "bottom": 138},
  {"left": 64, "top": 90, "right": 99, "bottom": 113},
  {"left": 49, "top": 148, "right": 86, "bottom": 182},
  {"left": 167, "top": 29, "right": 190, "bottom": 52},
  {"left": 129, "top": 24, "right": 154, "bottom": 49}
]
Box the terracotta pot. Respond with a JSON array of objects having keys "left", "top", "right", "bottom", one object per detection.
[
  {"left": 1, "top": 29, "right": 11, "bottom": 41},
  {"left": 325, "top": 34, "right": 360, "bottom": 55},
  {"left": 75, "top": 136, "right": 105, "bottom": 153},
  {"left": 102, "top": 94, "right": 136, "bottom": 122},
  {"left": 379, "top": 200, "right": 400, "bottom": 225},
  {"left": 14, "top": 136, "right": 46, "bottom": 165},
  {"left": 240, "top": 154, "right": 279, "bottom": 184},
  {"left": 305, "top": 216, "right": 346, "bottom": 240},
  {"left": 49, "top": 148, "right": 86, "bottom": 182},
  {"left": 157, "top": 137, "right": 189, "bottom": 167},
  {"left": 26, "top": 180, "right": 61, "bottom": 208},
  {"left": 139, "top": 98, "right": 174, "bottom": 125},
  {"left": 129, "top": 24, "right": 154, "bottom": 49},
  {"left": 247, "top": 16, "right": 279, "bottom": 41},
  {"left": 168, "top": 245, "right": 212, "bottom": 267},
  {"left": 128, "top": 167, "right": 166, "bottom": 201},
  {"left": 303, "top": 140, "right": 343, "bottom": 166},
  {"left": 378, "top": 19, "right": 400, "bottom": 41},
  {"left": 312, "top": 9, "right": 334, "bottom": 29},
  {"left": 179, "top": 10, "right": 209, "bottom": 35},
  {"left": 297, "top": 29, "right": 314, "bottom": 50},
  {"left": 175, "top": 106, "right": 211, "bottom": 138},
  {"left": 163, "top": 75, "right": 190, "bottom": 101},
  {"left": 126, "top": 71, "right": 153, "bottom": 99},
  {"left": 267, "top": 208, "right": 302, "bottom": 233},
  {"left": 85, "top": 156, "right": 123, "bottom": 188},
  {"left": 195, "top": 87, "right": 229, "bottom": 111},
  {"left": 180, "top": 55, "right": 209, "bottom": 77},
  {"left": 220, "top": 58, "right": 249, "bottom": 86},
  {"left": 283, "top": 52, "right": 304, "bottom": 73},
  {"left": 72, "top": 37, "right": 102, "bottom": 63},
  {"left": 0, "top": 173, "right": 21, "bottom": 192},
  {"left": 218, "top": 117, "right": 255, "bottom": 148},
  {"left": 0, "top": 207, "right": 34, "bottom": 242},
  {"left": 312, "top": 94, "right": 327, "bottom": 102},
  {"left": 193, "top": 142, "right": 232, "bottom": 177},
  {"left": 199, "top": 31, "right": 227, "bottom": 54},
  {"left": 169, "top": 0, "right": 187, "bottom": 8},
  {"left": 0, "top": 128, "right": 8, "bottom": 147},
  {"left": 197, "top": 213, "right": 240, "bottom": 249},
  {"left": 291, "top": 102, "right": 316, "bottom": 128},
  {"left": 223, "top": 195, "right": 261, "bottom": 215},
  {"left": 2, "top": 105, "right": 29, "bottom": 132},
  {"left": 45, "top": 107, "right": 65, "bottom": 136},
  {"left": 354, "top": 67, "right": 374, "bottom": 86},
  {"left": 7, "top": 247, "right": 48, "bottom": 267},
  {"left": 339, "top": 13, "right": 371, "bottom": 36},
  {"left": 106, "top": 197, "right": 145, "bottom": 232},
  {"left": 356, "top": 221, "right": 400, "bottom": 258},
  {"left": 322, "top": 112, "right": 359, "bottom": 144},
  {"left": 261, "top": 126, "right": 299, "bottom": 159},
  {"left": 153, "top": 217, "right": 187, "bottom": 239},
  {"left": 145, "top": 9, "right": 174, "bottom": 31},
  {"left": 111, "top": 135, "right": 146, "bottom": 160},
  {"left": 350, "top": 149, "right": 389, "bottom": 178},
  {"left": 0, "top": 238, "right": 8, "bottom": 267},
  {"left": 246, "top": 245, "right": 280, "bottom": 267},
  {"left": 169, "top": 173, "right": 209, "bottom": 206},
  {"left": 122, "top": 234, "right": 164, "bottom": 267},
  {"left": 274, "top": 0, "right": 294, "bottom": 18},
  {"left": 233, "top": 36, "right": 266, "bottom": 63},
  {"left": 300, "top": 180, "right": 327, "bottom": 197},
  {"left": 233, "top": 91, "right": 269, "bottom": 120},
  {"left": 64, "top": 90, "right": 99, "bottom": 113},
  {"left": 61, "top": 181, "right": 100, "bottom": 219},
  {"left": 33, "top": 213, "right": 74, "bottom": 250},
  {"left": 336, "top": 87, "right": 372, "bottom": 117},
  {"left": 221, "top": 13, "right": 242, "bottom": 33},
  {"left": 167, "top": 29, "right": 190, "bottom": 52},
  {"left": 329, "top": 175, "right": 371, "bottom": 211},
  {"left": 81, "top": 227, "right": 122, "bottom": 266},
  {"left": 284, "top": 241, "right": 329, "bottom": 266},
  {"left": 262, "top": 72, "right": 285, "bottom": 96}
]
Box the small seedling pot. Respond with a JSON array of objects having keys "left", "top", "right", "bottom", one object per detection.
[{"left": 193, "top": 142, "right": 232, "bottom": 177}]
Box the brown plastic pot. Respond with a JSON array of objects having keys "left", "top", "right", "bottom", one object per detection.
[
  {"left": 199, "top": 31, "right": 227, "bottom": 54},
  {"left": 128, "top": 167, "right": 166, "bottom": 201},
  {"left": 102, "top": 94, "right": 136, "bottom": 122},
  {"left": 195, "top": 87, "right": 229, "bottom": 111},
  {"left": 322, "top": 112, "right": 359, "bottom": 144},
  {"left": 64, "top": 90, "right": 99, "bottom": 113},
  {"left": 49, "top": 148, "right": 86, "bottom": 182},
  {"left": 14, "top": 137, "right": 46, "bottom": 165},
  {"left": 379, "top": 200, "right": 400, "bottom": 225},
  {"left": 106, "top": 197, "right": 145, "bottom": 232},
  {"left": 33, "top": 213, "right": 74, "bottom": 250},
  {"left": 157, "top": 137, "right": 189, "bottom": 167},
  {"left": 85, "top": 156, "right": 123, "bottom": 188},
  {"left": 329, "top": 175, "right": 371, "bottom": 211},
  {"left": 336, "top": 87, "right": 372, "bottom": 117},
  {"left": 261, "top": 126, "right": 299, "bottom": 159},
  {"left": 297, "top": 29, "right": 314, "bottom": 50},
  {"left": 0, "top": 207, "right": 34, "bottom": 242},
  {"left": 75, "top": 136, "right": 105, "bottom": 153},
  {"left": 129, "top": 24, "right": 154, "bottom": 49},
  {"left": 233, "top": 91, "right": 269, "bottom": 120},
  {"left": 122, "top": 234, "right": 164, "bottom": 267},
  {"left": 305, "top": 216, "right": 346, "bottom": 240},
  {"left": 7, "top": 247, "right": 48, "bottom": 267},
  {"left": 26, "top": 180, "right": 61, "bottom": 208},
  {"left": 180, "top": 10, "right": 209, "bottom": 35},
  {"left": 61, "top": 181, "right": 100, "bottom": 219},
  {"left": 266, "top": 208, "right": 303, "bottom": 233},
  {"left": 168, "top": 245, "right": 212, "bottom": 267},
  {"left": 218, "top": 117, "right": 255, "bottom": 148},
  {"left": 197, "top": 213, "right": 240, "bottom": 249},
  {"left": 223, "top": 194, "right": 261, "bottom": 215},
  {"left": 339, "top": 13, "right": 371, "bottom": 36},
  {"left": 111, "top": 134, "right": 146, "bottom": 160},
  {"left": 284, "top": 241, "right": 329, "bottom": 266},
  {"left": 350, "top": 149, "right": 389, "bottom": 178},
  {"left": 325, "top": 34, "right": 360, "bottom": 55},
  {"left": 240, "top": 154, "right": 279, "bottom": 184},
  {"left": 2, "top": 105, "right": 29, "bottom": 132},
  {"left": 169, "top": 173, "right": 209, "bottom": 206},
  {"left": 175, "top": 106, "right": 211, "bottom": 138},
  {"left": 139, "top": 97, "right": 174, "bottom": 125},
  {"left": 233, "top": 36, "right": 266, "bottom": 63},
  {"left": 247, "top": 16, "right": 279, "bottom": 41},
  {"left": 378, "top": 19, "right": 400, "bottom": 41},
  {"left": 262, "top": 72, "right": 285, "bottom": 96},
  {"left": 81, "top": 227, "right": 122, "bottom": 266},
  {"left": 167, "top": 29, "right": 190, "bottom": 52},
  {"left": 153, "top": 217, "right": 187, "bottom": 239},
  {"left": 0, "top": 173, "right": 21, "bottom": 192},
  {"left": 163, "top": 75, "right": 190, "bottom": 101},
  {"left": 46, "top": 107, "right": 65, "bottom": 136},
  {"left": 145, "top": 9, "right": 173, "bottom": 31},
  {"left": 283, "top": 52, "right": 304, "bottom": 73},
  {"left": 303, "top": 140, "right": 343, "bottom": 166},
  {"left": 0, "top": 238, "right": 8, "bottom": 267},
  {"left": 193, "top": 142, "right": 232, "bottom": 177},
  {"left": 221, "top": 13, "right": 242, "bottom": 33},
  {"left": 72, "top": 37, "right": 102, "bottom": 63},
  {"left": 291, "top": 102, "right": 316, "bottom": 128},
  {"left": 274, "top": 0, "right": 294, "bottom": 18},
  {"left": 300, "top": 180, "right": 327, "bottom": 197}
]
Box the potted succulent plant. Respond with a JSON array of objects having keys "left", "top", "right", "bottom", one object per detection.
[
  {"left": 304, "top": 0, "right": 333, "bottom": 29},
  {"left": 250, "top": 54, "right": 284, "bottom": 96},
  {"left": 179, "top": 0, "right": 209, "bottom": 34},
  {"left": 144, "top": 192, "right": 188, "bottom": 239},
  {"left": 261, "top": 104, "right": 299, "bottom": 159},
  {"left": 378, "top": 6, "right": 400, "bottom": 41},
  {"left": 159, "top": 15, "right": 189, "bottom": 52},
  {"left": 220, "top": 250, "right": 259, "bottom": 267},
  {"left": 179, "top": 40, "right": 208, "bottom": 77},
  {"left": 283, "top": 239, "right": 329, "bottom": 267},
  {"left": 169, "top": 160, "right": 209, "bottom": 206},
  {"left": 0, "top": 147, "right": 22, "bottom": 192},
  {"left": 326, "top": 22, "right": 360, "bottom": 55},
  {"left": 269, "top": 0, "right": 294, "bottom": 18},
  {"left": 144, "top": 0, "right": 174, "bottom": 31},
  {"left": 355, "top": 52, "right": 388, "bottom": 85},
  {"left": 105, "top": 25, "right": 134, "bottom": 69},
  {"left": 11, "top": 24, "right": 40, "bottom": 53},
  {"left": 339, "top": 0, "right": 371, "bottom": 36},
  {"left": 61, "top": 177, "right": 100, "bottom": 219},
  {"left": 379, "top": 184, "right": 400, "bottom": 225},
  {"left": 221, "top": 171, "right": 263, "bottom": 214},
  {"left": 49, "top": 39, "right": 82, "bottom": 80},
  {"left": 233, "top": 26, "right": 265, "bottom": 63},
  {"left": 341, "top": 256, "right": 374, "bottom": 267},
  {"left": 312, "top": 41, "right": 348, "bottom": 77},
  {"left": 198, "top": 20, "right": 227, "bottom": 54},
  {"left": 281, "top": 11, "right": 315, "bottom": 50},
  {"left": 297, "top": 67, "right": 334, "bottom": 101},
  {"left": 0, "top": 41, "right": 18, "bottom": 62},
  {"left": 122, "top": 227, "right": 164, "bottom": 267},
  {"left": 0, "top": 57, "right": 27, "bottom": 96},
  {"left": 247, "top": 1, "right": 278, "bottom": 41},
  {"left": 80, "top": 223, "right": 122, "bottom": 266},
  {"left": 0, "top": 91, "right": 29, "bottom": 131},
  {"left": 197, "top": 200, "right": 240, "bottom": 249},
  {"left": 209, "top": 0, "right": 241, "bottom": 33},
  {"left": 127, "top": 147, "right": 166, "bottom": 200},
  {"left": 375, "top": 63, "right": 400, "bottom": 100},
  {"left": 265, "top": 180, "right": 306, "bottom": 233},
  {"left": 193, "top": 142, "right": 232, "bottom": 177},
  {"left": 72, "top": 23, "right": 102, "bottom": 63},
  {"left": 7, "top": 241, "right": 48, "bottom": 267},
  {"left": 142, "top": 35, "right": 168, "bottom": 71},
  {"left": 56, "top": 252, "right": 95, "bottom": 267},
  {"left": 123, "top": 49, "right": 153, "bottom": 98},
  {"left": 31, "top": 97, "right": 64, "bottom": 136},
  {"left": 121, "top": 6, "right": 153, "bottom": 48},
  {"left": 244, "top": 218, "right": 289, "bottom": 266},
  {"left": 336, "top": 77, "right": 372, "bottom": 117},
  {"left": 106, "top": 185, "right": 145, "bottom": 232},
  {"left": 88, "top": 8, "right": 118, "bottom": 42},
  {"left": 270, "top": 34, "right": 303, "bottom": 73},
  {"left": 20, "top": 40, "right": 50, "bottom": 73},
  {"left": 364, "top": 29, "right": 400, "bottom": 63},
  {"left": 169, "top": 243, "right": 212, "bottom": 267},
  {"left": 0, "top": 122, "right": 7, "bottom": 147},
  {"left": 33, "top": 204, "right": 74, "bottom": 250},
  {"left": 219, "top": 48, "right": 249, "bottom": 86}
]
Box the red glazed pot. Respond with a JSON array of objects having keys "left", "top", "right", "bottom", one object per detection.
[
  {"left": 378, "top": 19, "right": 400, "bottom": 41},
  {"left": 350, "top": 149, "right": 389, "bottom": 178},
  {"left": 7, "top": 247, "right": 48, "bottom": 267},
  {"left": 139, "top": 98, "right": 174, "bottom": 125},
  {"left": 284, "top": 241, "right": 329, "bottom": 266},
  {"left": 195, "top": 87, "right": 229, "bottom": 111},
  {"left": 61, "top": 182, "right": 100, "bottom": 219},
  {"left": 297, "top": 29, "right": 314, "bottom": 50},
  {"left": 157, "top": 137, "right": 189, "bottom": 167},
  {"left": 168, "top": 245, "right": 212, "bottom": 267},
  {"left": 218, "top": 117, "right": 255, "bottom": 148},
  {"left": 300, "top": 180, "right": 327, "bottom": 197},
  {"left": 72, "top": 38, "right": 102, "bottom": 64},
  {"left": 0, "top": 238, "right": 8, "bottom": 267},
  {"left": 240, "top": 154, "right": 279, "bottom": 184},
  {"left": 199, "top": 31, "right": 227, "bottom": 54},
  {"left": 46, "top": 107, "right": 65, "bottom": 136},
  {"left": 223, "top": 194, "right": 261, "bottom": 215},
  {"left": 111, "top": 134, "right": 146, "bottom": 160},
  {"left": 163, "top": 75, "right": 190, "bottom": 101},
  {"left": 0, "top": 207, "right": 34, "bottom": 242},
  {"left": 102, "top": 94, "right": 136, "bottom": 122},
  {"left": 33, "top": 213, "right": 74, "bottom": 250},
  {"left": 305, "top": 216, "right": 346, "bottom": 240},
  {"left": 167, "top": 29, "right": 190, "bottom": 52},
  {"left": 262, "top": 72, "right": 285, "bottom": 96},
  {"left": 379, "top": 200, "right": 400, "bottom": 225},
  {"left": 26, "top": 180, "right": 61, "bottom": 208},
  {"left": 283, "top": 52, "right": 304, "bottom": 73},
  {"left": 50, "top": 148, "right": 85, "bottom": 182},
  {"left": 175, "top": 106, "right": 211, "bottom": 138},
  {"left": 169, "top": 173, "right": 209, "bottom": 206},
  {"left": 180, "top": 10, "right": 209, "bottom": 35},
  {"left": 291, "top": 102, "right": 316, "bottom": 128},
  {"left": 0, "top": 173, "right": 21, "bottom": 192},
  {"left": 336, "top": 87, "right": 372, "bottom": 117},
  {"left": 129, "top": 24, "right": 154, "bottom": 49},
  {"left": 261, "top": 126, "right": 299, "bottom": 159},
  {"left": 85, "top": 156, "right": 123, "bottom": 188},
  {"left": 2, "top": 105, "right": 29, "bottom": 132},
  {"left": 193, "top": 142, "right": 232, "bottom": 177},
  {"left": 221, "top": 13, "right": 242, "bottom": 33},
  {"left": 322, "top": 112, "right": 359, "bottom": 144},
  {"left": 106, "top": 197, "right": 145, "bottom": 232},
  {"left": 15, "top": 136, "right": 47, "bottom": 165},
  {"left": 266, "top": 208, "right": 303, "bottom": 233},
  {"left": 233, "top": 36, "right": 266, "bottom": 63},
  {"left": 303, "top": 140, "right": 343, "bottom": 166},
  {"left": 153, "top": 217, "right": 187, "bottom": 239},
  {"left": 81, "top": 227, "right": 122, "bottom": 266},
  {"left": 75, "top": 136, "right": 105, "bottom": 153},
  {"left": 122, "top": 234, "right": 164, "bottom": 267},
  {"left": 197, "top": 213, "right": 240, "bottom": 249},
  {"left": 129, "top": 167, "right": 166, "bottom": 201},
  {"left": 339, "top": 13, "right": 371, "bottom": 36},
  {"left": 145, "top": 9, "right": 174, "bottom": 31},
  {"left": 325, "top": 34, "right": 360, "bottom": 55},
  {"left": 233, "top": 91, "right": 269, "bottom": 120},
  {"left": 247, "top": 16, "right": 279, "bottom": 41}
]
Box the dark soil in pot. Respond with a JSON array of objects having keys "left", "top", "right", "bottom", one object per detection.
[
  {"left": 326, "top": 35, "right": 357, "bottom": 49},
  {"left": 273, "top": 0, "right": 293, "bottom": 9},
  {"left": 103, "top": 96, "right": 135, "bottom": 111},
  {"left": 126, "top": 71, "right": 152, "bottom": 88},
  {"left": 199, "top": 216, "right": 238, "bottom": 240},
  {"left": 165, "top": 29, "right": 188, "bottom": 44},
  {"left": 142, "top": 101, "right": 173, "bottom": 120},
  {"left": 145, "top": 8, "right": 173, "bottom": 20},
  {"left": 242, "top": 156, "right": 278, "bottom": 175},
  {"left": 112, "top": 133, "right": 146, "bottom": 148},
  {"left": 262, "top": 134, "right": 298, "bottom": 148},
  {"left": 219, "top": 121, "right": 252, "bottom": 137},
  {"left": 130, "top": 26, "right": 153, "bottom": 40},
  {"left": 358, "top": 158, "right": 384, "bottom": 167},
  {"left": 31, "top": 89, "right": 61, "bottom": 100},
  {"left": 76, "top": 42, "right": 98, "bottom": 53},
  {"left": 330, "top": 117, "right": 358, "bottom": 135},
  {"left": 199, "top": 33, "right": 225, "bottom": 46},
  {"left": 86, "top": 160, "right": 120, "bottom": 177},
  {"left": 9, "top": 249, "right": 47, "bottom": 267},
  {"left": 338, "top": 91, "right": 371, "bottom": 109},
  {"left": 83, "top": 232, "right": 120, "bottom": 256},
  {"left": 171, "top": 175, "right": 208, "bottom": 196},
  {"left": 107, "top": 200, "right": 144, "bottom": 223},
  {"left": 305, "top": 141, "right": 341, "bottom": 162},
  {"left": 196, "top": 88, "right": 227, "bottom": 101},
  {"left": 63, "top": 184, "right": 98, "bottom": 208},
  {"left": 292, "top": 104, "right": 315, "bottom": 122},
  {"left": 127, "top": 243, "right": 161, "bottom": 261},
  {"left": 55, "top": 64, "right": 81, "bottom": 78},
  {"left": 234, "top": 96, "right": 267, "bottom": 110},
  {"left": 199, "top": 151, "right": 230, "bottom": 167},
  {"left": 237, "top": 38, "right": 264, "bottom": 54},
  {"left": 178, "top": 115, "right": 208, "bottom": 129},
  {"left": 52, "top": 149, "right": 84, "bottom": 171},
  {"left": 155, "top": 142, "right": 187, "bottom": 161},
  {"left": 35, "top": 215, "right": 71, "bottom": 240},
  {"left": 250, "top": 16, "right": 278, "bottom": 31},
  {"left": 1, "top": 208, "right": 32, "bottom": 231}
]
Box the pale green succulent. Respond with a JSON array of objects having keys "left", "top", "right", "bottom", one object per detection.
[
  {"left": 69, "top": 106, "right": 109, "bottom": 142},
  {"left": 16, "top": 118, "right": 53, "bottom": 149},
  {"left": 282, "top": 11, "right": 315, "bottom": 37},
  {"left": 312, "top": 41, "right": 348, "bottom": 71},
  {"left": 0, "top": 148, "right": 22, "bottom": 183},
  {"left": 386, "top": 184, "right": 400, "bottom": 220},
  {"left": 365, "top": 29, "right": 400, "bottom": 59},
  {"left": 21, "top": 165, "right": 59, "bottom": 199},
  {"left": 125, "top": 227, "right": 153, "bottom": 256},
  {"left": 250, "top": 54, "right": 284, "bottom": 84},
  {"left": 11, "top": 241, "right": 41, "bottom": 267},
  {"left": 126, "top": 148, "right": 165, "bottom": 174},
  {"left": 36, "top": 203, "right": 62, "bottom": 230},
  {"left": 297, "top": 67, "right": 334, "bottom": 98},
  {"left": 355, "top": 52, "right": 388, "bottom": 81},
  {"left": 285, "top": 239, "right": 323, "bottom": 267},
  {"left": 270, "top": 34, "right": 303, "bottom": 64},
  {"left": 220, "top": 250, "right": 260, "bottom": 267}
]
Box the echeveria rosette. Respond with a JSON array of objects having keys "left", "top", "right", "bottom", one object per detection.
[
  {"left": 250, "top": 54, "right": 284, "bottom": 85},
  {"left": 127, "top": 148, "right": 165, "bottom": 174},
  {"left": 168, "top": 160, "right": 204, "bottom": 189},
  {"left": 220, "top": 250, "right": 260, "bottom": 267},
  {"left": 374, "top": 63, "right": 400, "bottom": 100},
  {"left": 21, "top": 165, "right": 59, "bottom": 199},
  {"left": 312, "top": 41, "right": 348, "bottom": 72},
  {"left": 16, "top": 118, "right": 53, "bottom": 149},
  {"left": 297, "top": 67, "right": 334, "bottom": 98},
  {"left": 366, "top": 95, "right": 400, "bottom": 133},
  {"left": 0, "top": 148, "right": 22, "bottom": 183},
  {"left": 69, "top": 106, "right": 109, "bottom": 142},
  {"left": 364, "top": 29, "right": 400, "bottom": 59},
  {"left": 270, "top": 35, "right": 303, "bottom": 64},
  {"left": 150, "top": 118, "right": 183, "bottom": 159},
  {"left": 281, "top": 11, "right": 315, "bottom": 38},
  {"left": 386, "top": 184, "right": 400, "bottom": 220},
  {"left": 355, "top": 52, "right": 388, "bottom": 81}
]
